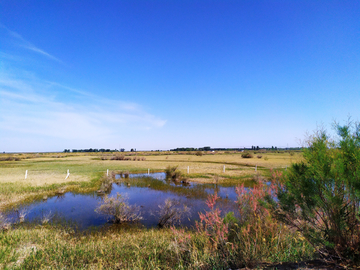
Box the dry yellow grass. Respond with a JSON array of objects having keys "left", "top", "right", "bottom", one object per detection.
[
  {"left": 0, "top": 151, "right": 302, "bottom": 208},
  {"left": 143, "top": 152, "right": 303, "bottom": 168},
  {"left": 0, "top": 171, "right": 88, "bottom": 186},
  {"left": 0, "top": 152, "right": 301, "bottom": 185}
]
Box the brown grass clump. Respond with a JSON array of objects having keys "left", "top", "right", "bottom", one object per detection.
[
  {"left": 0, "top": 157, "right": 21, "bottom": 161},
  {"left": 95, "top": 193, "right": 142, "bottom": 223}
]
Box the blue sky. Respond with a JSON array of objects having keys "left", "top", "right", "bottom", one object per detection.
[{"left": 0, "top": 0, "right": 359, "bottom": 152}]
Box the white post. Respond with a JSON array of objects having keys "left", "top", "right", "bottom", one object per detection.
[
  {"left": 25, "top": 170, "right": 28, "bottom": 179},
  {"left": 107, "top": 169, "right": 109, "bottom": 176},
  {"left": 187, "top": 166, "right": 189, "bottom": 174},
  {"left": 65, "top": 169, "right": 70, "bottom": 180},
  {"left": 223, "top": 165, "right": 225, "bottom": 173},
  {"left": 285, "top": 166, "right": 287, "bottom": 171},
  {"left": 148, "top": 168, "right": 150, "bottom": 175},
  {"left": 255, "top": 165, "right": 257, "bottom": 172}
]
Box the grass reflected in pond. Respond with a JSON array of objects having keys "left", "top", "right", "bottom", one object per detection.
[{"left": 4, "top": 173, "right": 257, "bottom": 230}]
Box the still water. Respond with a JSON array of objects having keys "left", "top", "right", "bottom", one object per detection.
[{"left": 6, "top": 173, "right": 244, "bottom": 230}]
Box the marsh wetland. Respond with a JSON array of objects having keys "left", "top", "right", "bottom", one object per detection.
[
  {"left": 0, "top": 151, "right": 319, "bottom": 269},
  {"left": 4, "top": 172, "right": 244, "bottom": 230}
]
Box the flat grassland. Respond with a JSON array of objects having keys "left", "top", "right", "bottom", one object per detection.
[{"left": 0, "top": 151, "right": 301, "bottom": 210}]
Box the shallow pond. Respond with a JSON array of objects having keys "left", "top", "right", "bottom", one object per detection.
[{"left": 5, "top": 173, "right": 249, "bottom": 230}]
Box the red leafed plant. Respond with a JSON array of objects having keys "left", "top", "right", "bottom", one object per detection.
[{"left": 196, "top": 192, "right": 229, "bottom": 250}]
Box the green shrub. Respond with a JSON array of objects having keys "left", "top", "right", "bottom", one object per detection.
[
  {"left": 165, "top": 166, "right": 182, "bottom": 181},
  {"left": 269, "top": 122, "right": 360, "bottom": 262},
  {"left": 241, "top": 152, "right": 253, "bottom": 158}
]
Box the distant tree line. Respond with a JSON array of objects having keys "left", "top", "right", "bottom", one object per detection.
[
  {"left": 64, "top": 148, "right": 124, "bottom": 153},
  {"left": 170, "top": 146, "right": 303, "bottom": 152},
  {"left": 170, "top": 146, "right": 211, "bottom": 151}
]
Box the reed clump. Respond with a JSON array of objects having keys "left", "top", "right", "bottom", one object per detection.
[
  {"left": 95, "top": 193, "right": 142, "bottom": 224},
  {"left": 165, "top": 166, "right": 182, "bottom": 182}
]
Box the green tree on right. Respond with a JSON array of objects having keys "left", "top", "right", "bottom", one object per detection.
[{"left": 268, "top": 121, "right": 360, "bottom": 263}]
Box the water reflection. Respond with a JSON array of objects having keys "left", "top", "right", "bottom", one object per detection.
[{"left": 5, "top": 173, "right": 247, "bottom": 230}]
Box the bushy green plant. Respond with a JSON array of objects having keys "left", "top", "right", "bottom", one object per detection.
[
  {"left": 241, "top": 152, "right": 253, "bottom": 158},
  {"left": 165, "top": 166, "right": 182, "bottom": 181},
  {"left": 268, "top": 122, "right": 360, "bottom": 262}
]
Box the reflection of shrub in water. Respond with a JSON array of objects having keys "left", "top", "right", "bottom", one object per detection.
[
  {"left": 41, "top": 211, "right": 54, "bottom": 225},
  {"left": 96, "top": 193, "right": 142, "bottom": 224},
  {"left": 16, "top": 208, "right": 29, "bottom": 223},
  {"left": 98, "top": 175, "right": 113, "bottom": 194},
  {"left": 156, "top": 199, "right": 191, "bottom": 228}
]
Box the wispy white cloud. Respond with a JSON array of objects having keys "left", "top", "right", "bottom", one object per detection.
[
  {"left": 0, "top": 24, "right": 62, "bottom": 63},
  {"left": 0, "top": 23, "right": 166, "bottom": 151},
  {"left": 22, "top": 44, "right": 62, "bottom": 63},
  {"left": 0, "top": 70, "right": 166, "bottom": 151}
]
